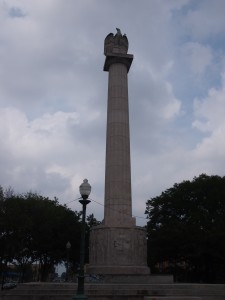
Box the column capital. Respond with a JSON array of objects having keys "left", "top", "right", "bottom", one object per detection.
[{"left": 103, "top": 54, "right": 133, "bottom": 73}]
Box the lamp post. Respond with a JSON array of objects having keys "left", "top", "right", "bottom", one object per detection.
[
  {"left": 66, "top": 241, "right": 71, "bottom": 282},
  {"left": 73, "top": 179, "right": 91, "bottom": 300}
]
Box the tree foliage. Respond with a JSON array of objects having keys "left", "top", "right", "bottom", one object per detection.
[
  {"left": 0, "top": 190, "right": 83, "bottom": 281},
  {"left": 145, "top": 174, "right": 225, "bottom": 283}
]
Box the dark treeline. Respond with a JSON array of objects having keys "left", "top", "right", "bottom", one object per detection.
[
  {"left": 145, "top": 174, "right": 225, "bottom": 283},
  {"left": 0, "top": 187, "right": 100, "bottom": 282}
]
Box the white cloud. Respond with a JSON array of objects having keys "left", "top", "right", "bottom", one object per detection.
[
  {"left": 182, "top": 42, "right": 213, "bottom": 76},
  {"left": 184, "top": 0, "right": 225, "bottom": 39},
  {"left": 0, "top": 105, "right": 105, "bottom": 219},
  {"left": 193, "top": 72, "right": 225, "bottom": 132},
  {"left": 189, "top": 71, "right": 225, "bottom": 177}
]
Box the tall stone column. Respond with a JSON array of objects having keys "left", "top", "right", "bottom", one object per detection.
[
  {"left": 104, "top": 38, "right": 134, "bottom": 228},
  {"left": 87, "top": 29, "right": 150, "bottom": 277}
]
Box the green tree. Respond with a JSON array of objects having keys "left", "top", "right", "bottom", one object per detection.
[
  {"left": 145, "top": 174, "right": 225, "bottom": 283},
  {"left": 0, "top": 187, "right": 101, "bottom": 281},
  {"left": 0, "top": 190, "right": 81, "bottom": 281},
  {"left": 0, "top": 187, "right": 17, "bottom": 274},
  {"left": 86, "top": 214, "right": 102, "bottom": 228}
]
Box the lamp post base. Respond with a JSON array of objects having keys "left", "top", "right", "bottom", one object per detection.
[{"left": 73, "top": 275, "right": 88, "bottom": 299}]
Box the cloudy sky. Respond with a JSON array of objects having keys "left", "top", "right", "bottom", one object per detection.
[{"left": 1, "top": 0, "right": 225, "bottom": 226}]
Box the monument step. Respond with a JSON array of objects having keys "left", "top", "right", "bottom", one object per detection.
[
  {"left": 0, "top": 294, "right": 203, "bottom": 300},
  {"left": 1, "top": 283, "right": 225, "bottom": 300},
  {"left": 144, "top": 298, "right": 201, "bottom": 300}
]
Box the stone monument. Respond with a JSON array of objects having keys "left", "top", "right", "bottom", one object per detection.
[{"left": 87, "top": 29, "right": 150, "bottom": 278}]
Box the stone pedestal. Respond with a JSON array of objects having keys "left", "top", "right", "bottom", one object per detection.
[{"left": 87, "top": 225, "right": 150, "bottom": 275}]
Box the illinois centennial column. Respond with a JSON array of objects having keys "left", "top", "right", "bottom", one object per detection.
[
  {"left": 103, "top": 28, "right": 135, "bottom": 227},
  {"left": 87, "top": 29, "right": 150, "bottom": 276}
]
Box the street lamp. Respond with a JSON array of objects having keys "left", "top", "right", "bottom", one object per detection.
[
  {"left": 73, "top": 179, "right": 91, "bottom": 300},
  {"left": 66, "top": 241, "right": 71, "bottom": 282}
]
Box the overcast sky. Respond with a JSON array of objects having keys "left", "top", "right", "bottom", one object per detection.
[{"left": 1, "top": 0, "right": 225, "bottom": 226}]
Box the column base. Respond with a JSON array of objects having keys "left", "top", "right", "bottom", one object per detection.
[{"left": 87, "top": 225, "right": 150, "bottom": 276}]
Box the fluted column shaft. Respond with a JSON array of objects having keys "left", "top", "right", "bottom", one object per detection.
[{"left": 104, "top": 61, "right": 134, "bottom": 227}]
